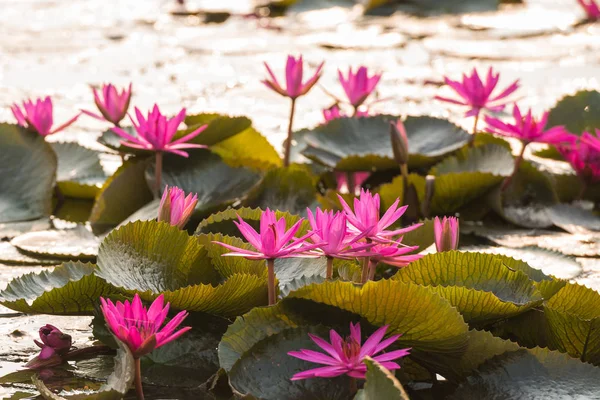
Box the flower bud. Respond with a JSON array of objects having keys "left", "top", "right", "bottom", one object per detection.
[
  {"left": 390, "top": 120, "right": 409, "bottom": 166},
  {"left": 434, "top": 216, "right": 459, "bottom": 252},
  {"left": 158, "top": 185, "right": 198, "bottom": 229}
]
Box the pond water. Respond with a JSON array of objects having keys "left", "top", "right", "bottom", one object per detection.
[{"left": 1, "top": 0, "right": 600, "bottom": 398}]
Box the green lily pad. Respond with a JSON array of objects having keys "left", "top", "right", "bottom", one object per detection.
[
  {"left": 194, "top": 207, "right": 310, "bottom": 237},
  {"left": 354, "top": 357, "right": 410, "bottom": 400},
  {"left": 544, "top": 283, "right": 600, "bottom": 364},
  {"left": 147, "top": 149, "right": 262, "bottom": 218},
  {"left": 0, "top": 242, "right": 62, "bottom": 265},
  {"left": 0, "top": 261, "right": 119, "bottom": 315},
  {"left": 89, "top": 159, "right": 154, "bottom": 235},
  {"left": 243, "top": 165, "right": 317, "bottom": 215},
  {"left": 181, "top": 113, "right": 252, "bottom": 146},
  {"left": 54, "top": 198, "right": 94, "bottom": 223},
  {"left": 0, "top": 218, "right": 51, "bottom": 240},
  {"left": 10, "top": 226, "right": 100, "bottom": 260},
  {"left": 0, "top": 124, "right": 57, "bottom": 223},
  {"left": 393, "top": 251, "right": 543, "bottom": 324},
  {"left": 196, "top": 233, "right": 267, "bottom": 278},
  {"left": 377, "top": 174, "right": 426, "bottom": 210},
  {"left": 115, "top": 198, "right": 160, "bottom": 228},
  {"left": 546, "top": 203, "right": 600, "bottom": 233},
  {"left": 50, "top": 142, "right": 106, "bottom": 199},
  {"left": 299, "top": 116, "right": 471, "bottom": 172},
  {"left": 96, "top": 220, "right": 218, "bottom": 292},
  {"left": 547, "top": 90, "right": 600, "bottom": 135},
  {"left": 211, "top": 126, "right": 282, "bottom": 171},
  {"left": 448, "top": 347, "right": 600, "bottom": 399},
  {"left": 532, "top": 146, "right": 564, "bottom": 161},
  {"left": 400, "top": 218, "right": 435, "bottom": 250},
  {"left": 488, "top": 161, "right": 557, "bottom": 228}
]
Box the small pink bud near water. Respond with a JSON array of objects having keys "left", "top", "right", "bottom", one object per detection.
[
  {"left": 390, "top": 120, "right": 409, "bottom": 166},
  {"left": 434, "top": 216, "right": 459, "bottom": 252},
  {"left": 82, "top": 83, "right": 132, "bottom": 125},
  {"left": 158, "top": 185, "right": 198, "bottom": 229},
  {"left": 577, "top": 0, "right": 600, "bottom": 20},
  {"left": 11, "top": 97, "right": 80, "bottom": 137},
  {"left": 26, "top": 324, "right": 72, "bottom": 369}
]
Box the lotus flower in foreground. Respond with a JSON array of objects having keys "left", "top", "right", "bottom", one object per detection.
[
  {"left": 158, "top": 185, "right": 198, "bottom": 229},
  {"left": 100, "top": 294, "right": 191, "bottom": 359},
  {"left": 262, "top": 55, "right": 324, "bottom": 100},
  {"left": 34, "top": 324, "right": 72, "bottom": 360},
  {"left": 577, "top": 0, "right": 600, "bottom": 20},
  {"left": 288, "top": 322, "right": 410, "bottom": 380},
  {"left": 11, "top": 96, "right": 80, "bottom": 137},
  {"left": 338, "top": 189, "right": 421, "bottom": 243},
  {"left": 111, "top": 105, "right": 207, "bottom": 157},
  {"left": 434, "top": 216, "right": 459, "bottom": 252},
  {"left": 82, "top": 83, "right": 132, "bottom": 125},
  {"left": 435, "top": 67, "right": 519, "bottom": 118},
  {"left": 338, "top": 66, "right": 382, "bottom": 109}
]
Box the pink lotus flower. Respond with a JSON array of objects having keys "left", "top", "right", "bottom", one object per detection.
[
  {"left": 100, "top": 294, "right": 191, "bottom": 359},
  {"left": 338, "top": 66, "right": 382, "bottom": 109},
  {"left": 262, "top": 55, "right": 324, "bottom": 99},
  {"left": 434, "top": 216, "right": 459, "bottom": 252},
  {"left": 484, "top": 105, "right": 574, "bottom": 145},
  {"left": 338, "top": 189, "right": 421, "bottom": 243},
  {"left": 559, "top": 132, "right": 600, "bottom": 185},
  {"left": 577, "top": 0, "right": 600, "bottom": 20},
  {"left": 367, "top": 242, "right": 422, "bottom": 268},
  {"left": 213, "top": 208, "right": 319, "bottom": 260},
  {"left": 323, "top": 105, "right": 370, "bottom": 123},
  {"left": 11, "top": 97, "right": 80, "bottom": 137},
  {"left": 288, "top": 322, "right": 410, "bottom": 380},
  {"left": 435, "top": 67, "right": 520, "bottom": 117},
  {"left": 33, "top": 324, "right": 72, "bottom": 360},
  {"left": 82, "top": 83, "right": 132, "bottom": 125},
  {"left": 306, "top": 208, "right": 373, "bottom": 259},
  {"left": 111, "top": 105, "right": 207, "bottom": 157},
  {"left": 158, "top": 185, "right": 198, "bottom": 229},
  {"left": 582, "top": 129, "right": 600, "bottom": 152}
]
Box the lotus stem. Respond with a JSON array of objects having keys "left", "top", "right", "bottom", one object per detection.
[
  {"left": 400, "top": 163, "right": 409, "bottom": 182},
  {"left": 134, "top": 358, "right": 145, "bottom": 400},
  {"left": 360, "top": 240, "right": 372, "bottom": 284},
  {"left": 349, "top": 377, "right": 358, "bottom": 396},
  {"left": 469, "top": 112, "right": 480, "bottom": 147},
  {"left": 501, "top": 143, "right": 527, "bottom": 192},
  {"left": 154, "top": 151, "right": 163, "bottom": 199},
  {"left": 347, "top": 172, "right": 356, "bottom": 195},
  {"left": 326, "top": 257, "right": 334, "bottom": 280},
  {"left": 367, "top": 259, "right": 378, "bottom": 281},
  {"left": 267, "top": 259, "right": 276, "bottom": 305},
  {"left": 283, "top": 98, "right": 297, "bottom": 167},
  {"left": 577, "top": 178, "right": 588, "bottom": 200}
]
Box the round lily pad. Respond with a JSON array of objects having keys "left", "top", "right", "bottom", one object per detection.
[
  {"left": 10, "top": 226, "right": 100, "bottom": 260},
  {"left": 50, "top": 142, "right": 106, "bottom": 199},
  {"left": 0, "top": 242, "right": 62, "bottom": 266},
  {"left": 0, "top": 218, "right": 51, "bottom": 240}
]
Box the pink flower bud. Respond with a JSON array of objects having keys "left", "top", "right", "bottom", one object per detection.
[
  {"left": 158, "top": 186, "right": 198, "bottom": 229},
  {"left": 390, "top": 120, "right": 409, "bottom": 166},
  {"left": 434, "top": 216, "right": 459, "bottom": 252}
]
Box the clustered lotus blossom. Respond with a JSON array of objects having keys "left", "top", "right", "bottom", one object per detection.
[
  {"left": 288, "top": 323, "right": 410, "bottom": 381},
  {"left": 11, "top": 96, "right": 80, "bottom": 137}
]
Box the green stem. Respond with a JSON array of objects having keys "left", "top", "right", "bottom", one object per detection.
[
  {"left": 367, "top": 260, "right": 378, "bottom": 281},
  {"left": 469, "top": 112, "right": 480, "bottom": 147},
  {"left": 360, "top": 239, "right": 372, "bottom": 284},
  {"left": 134, "top": 358, "right": 144, "bottom": 400},
  {"left": 283, "top": 98, "right": 296, "bottom": 167},
  {"left": 400, "top": 163, "right": 409, "bottom": 182},
  {"left": 347, "top": 172, "right": 356, "bottom": 195},
  {"left": 154, "top": 151, "right": 163, "bottom": 199},
  {"left": 501, "top": 143, "right": 527, "bottom": 192},
  {"left": 267, "top": 259, "right": 276, "bottom": 305},
  {"left": 326, "top": 257, "right": 334, "bottom": 280}
]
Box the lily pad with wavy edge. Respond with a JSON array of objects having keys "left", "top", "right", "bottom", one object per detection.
[
  {"left": 89, "top": 159, "right": 154, "bottom": 235},
  {"left": 0, "top": 124, "right": 57, "bottom": 223},
  {"left": 0, "top": 242, "right": 62, "bottom": 265},
  {"left": 546, "top": 203, "right": 600, "bottom": 233},
  {"left": 354, "top": 357, "right": 410, "bottom": 400},
  {"left": 146, "top": 149, "right": 262, "bottom": 219},
  {"left": 547, "top": 90, "right": 600, "bottom": 135},
  {"left": 211, "top": 126, "right": 282, "bottom": 171},
  {"left": 392, "top": 251, "right": 543, "bottom": 324},
  {"left": 11, "top": 226, "right": 100, "bottom": 260},
  {"left": 448, "top": 347, "right": 600, "bottom": 399},
  {"left": 50, "top": 142, "right": 106, "bottom": 199},
  {"left": 298, "top": 115, "right": 471, "bottom": 172},
  {"left": 0, "top": 261, "right": 119, "bottom": 315},
  {"left": 96, "top": 220, "right": 218, "bottom": 292},
  {"left": 0, "top": 218, "right": 51, "bottom": 240}
]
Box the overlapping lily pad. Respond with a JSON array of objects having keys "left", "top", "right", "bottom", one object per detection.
[
  {"left": 0, "top": 262, "right": 119, "bottom": 314},
  {"left": 50, "top": 142, "right": 106, "bottom": 199},
  {"left": 10, "top": 225, "right": 100, "bottom": 260},
  {"left": 181, "top": 113, "right": 252, "bottom": 146},
  {"left": 0, "top": 124, "right": 57, "bottom": 223},
  {"left": 299, "top": 116, "right": 471, "bottom": 172},
  {"left": 393, "top": 252, "right": 543, "bottom": 324},
  {"left": 355, "top": 357, "right": 410, "bottom": 400},
  {"left": 0, "top": 218, "right": 51, "bottom": 240},
  {"left": 0, "top": 242, "right": 62, "bottom": 266},
  {"left": 547, "top": 90, "right": 600, "bottom": 135},
  {"left": 146, "top": 149, "right": 263, "bottom": 218},
  {"left": 210, "top": 126, "right": 282, "bottom": 171}
]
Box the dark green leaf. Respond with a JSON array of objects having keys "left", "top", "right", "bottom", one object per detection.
[
  {"left": 354, "top": 357, "right": 410, "bottom": 400},
  {"left": 182, "top": 113, "right": 252, "bottom": 146},
  {"left": 50, "top": 142, "right": 106, "bottom": 200},
  {"left": 547, "top": 90, "right": 600, "bottom": 135},
  {"left": 211, "top": 126, "right": 282, "bottom": 171},
  {"left": 0, "top": 124, "right": 57, "bottom": 222},
  {"left": 197, "top": 233, "right": 267, "bottom": 278}
]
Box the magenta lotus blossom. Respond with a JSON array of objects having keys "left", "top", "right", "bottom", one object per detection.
[
  {"left": 323, "top": 105, "right": 370, "bottom": 122},
  {"left": 158, "top": 185, "right": 198, "bottom": 229},
  {"left": 288, "top": 323, "right": 410, "bottom": 380},
  {"left": 559, "top": 132, "right": 600, "bottom": 197},
  {"left": 434, "top": 216, "right": 459, "bottom": 252},
  {"left": 100, "top": 294, "right": 190, "bottom": 359},
  {"left": 34, "top": 324, "right": 72, "bottom": 360},
  {"left": 82, "top": 83, "right": 132, "bottom": 125},
  {"left": 338, "top": 66, "right": 382, "bottom": 110},
  {"left": 582, "top": 129, "right": 600, "bottom": 152},
  {"left": 111, "top": 105, "right": 206, "bottom": 157},
  {"left": 484, "top": 105, "right": 574, "bottom": 146},
  {"left": 262, "top": 55, "right": 324, "bottom": 100},
  {"left": 435, "top": 67, "right": 520, "bottom": 118},
  {"left": 367, "top": 242, "right": 422, "bottom": 268},
  {"left": 11, "top": 96, "right": 80, "bottom": 137},
  {"left": 577, "top": 0, "right": 600, "bottom": 20},
  {"left": 338, "top": 189, "right": 421, "bottom": 243}
]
